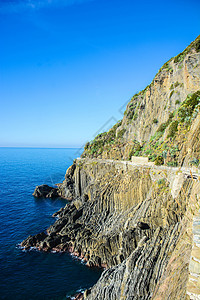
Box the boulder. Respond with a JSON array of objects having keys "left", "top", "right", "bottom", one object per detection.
[{"left": 33, "top": 184, "right": 59, "bottom": 198}]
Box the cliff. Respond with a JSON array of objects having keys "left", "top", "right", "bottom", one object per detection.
[
  {"left": 22, "top": 36, "right": 200, "bottom": 299},
  {"left": 82, "top": 36, "right": 200, "bottom": 168}
]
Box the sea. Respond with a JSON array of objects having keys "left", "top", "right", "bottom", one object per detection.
[{"left": 0, "top": 148, "right": 102, "bottom": 300}]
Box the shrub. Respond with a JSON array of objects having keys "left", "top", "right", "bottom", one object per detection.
[
  {"left": 153, "top": 118, "right": 158, "bottom": 124},
  {"left": 167, "top": 120, "right": 179, "bottom": 138},
  {"left": 149, "top": 154, "right": 157, "bottom": 162},
  {"left": 174, "top": 53, "right": 184, "bottom": 64},
  {"left": 189, "top": 158, "right": 199, "bottom": 167},
  {"left": 175, "top": 100, "right": 180, "bottom": 105},
  {"left": 167, "top": 161, "right": 178, "bottom": 167},
  {"left": 126, "top": 102, "right": 137, "bottom": 119},
  {"left": 174, "top": 36, "right": 200, "bottom": 63},
  {"left": 84, "top": 142, "right": 90, "bottom": 150},
  {"left": 117, "top": 129, "right": 126, "bottom": 139},
  {"left": 154, "top": 156, "right": 164, "bottom": 165},
  {"left": 145, "top": 149, "right": 153, "bottom": 155},
  {"left": 133, "top": 112, "right": 138, "bottom": 120},
  {"left": 128, "top": 141, "right": 142, "bottom": 159},
  {"left": 157, "top": 113, "right": 173, "bottom": 133},
  {"left": 128, "top": 149, "right": 134, "bottom": 160},
  {"left": 174, "top": 81, "right": 180, "bottom": 88},
  {"left": 157, "top": 123, "right": 168, "bottom": 133},
  {"left": 157, "top": 179, "right": 166, "bottom": 185},
  {"left": 178, "top": 90, "right": 200, "bottom": 122},
  {"left": 134, "top": 150, "right": 140, "bottom": 156},
  {"left": 169, "top": 90, "right": 174, "bottom": 98},
  {"left": 135, "top": 144, "right": 142, "bottom": 152},
  {"left": 195, "top": 39, "right": 200, "bottom": 52}
]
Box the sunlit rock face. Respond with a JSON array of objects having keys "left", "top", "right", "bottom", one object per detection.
[{"left": 22, "top": 36, "right": 200, "bottom": 300}]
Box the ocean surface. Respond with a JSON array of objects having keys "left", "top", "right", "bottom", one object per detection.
[{"left": 0, "top": 148, "right": 102, "bottom": 300}]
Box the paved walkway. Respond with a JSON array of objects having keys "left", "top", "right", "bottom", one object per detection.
[{"left": 77, "top": 157, "right": 200, "bottom": 179}]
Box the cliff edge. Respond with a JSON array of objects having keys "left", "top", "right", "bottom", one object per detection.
[{"left": 22, "top": 36, "right": 200, "bottom": 300}]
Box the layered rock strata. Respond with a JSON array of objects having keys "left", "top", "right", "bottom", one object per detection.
[
  {"left": 22, "top": 36, "right": 200, "bottom": 299},
  {"left": 22, "top": 158, "right": 200, "bottom": 299}
]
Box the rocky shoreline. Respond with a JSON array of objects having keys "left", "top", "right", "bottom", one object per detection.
[
  {"left": 32, "top": 184, "right": 60, "bottom": 198},
  {"left": 21, "top": 157, "right": 200, "bottom": 299},
  {"left": 21, "top": 198, "right": 108, "bottom": 268},
  {"left": 21, "top": 37, "right": 200, "bottom": 299}
]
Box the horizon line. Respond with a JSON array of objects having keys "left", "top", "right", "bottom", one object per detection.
[{"left": 0, "top": 146, "right": 83, "bottom": 149}]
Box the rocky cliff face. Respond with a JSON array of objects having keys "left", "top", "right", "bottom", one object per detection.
[
  {"left": 22, "top": 37, "right": 200, "bottom": 299},
  {"left": 23, "top": 158, "right": 200, "bottom": 299},
  {"left": 82, "top": 36, "right": 200, "bottom": 168}
]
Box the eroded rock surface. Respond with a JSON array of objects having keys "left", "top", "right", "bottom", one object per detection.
[
  {"left": 22, "top": 37, "right": 200, "bottom": 300},
  {"left": 33, "top": 184, "right": 59, "bottom": 198},
  {"left": 22, "top": 158, "right": 200, "bottom": 299}
]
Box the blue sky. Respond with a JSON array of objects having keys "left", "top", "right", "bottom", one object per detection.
[{"left": 0, "top": 0, "right": 200, "bottom": 148}]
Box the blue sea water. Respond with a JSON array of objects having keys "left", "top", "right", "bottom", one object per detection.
[{"left": 0, "top": 148, "right": 102, "bottom": 300}]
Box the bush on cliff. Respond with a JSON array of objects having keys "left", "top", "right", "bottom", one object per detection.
[
  {"left": 178, "top": 90, "right": 200, "bottom": 123},
  {"left": 154, "top": 156, "right": 164, "bottom": 166}
]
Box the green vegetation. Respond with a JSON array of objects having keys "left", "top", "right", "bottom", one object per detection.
[
  {"left": 157, "top": 178, "right": 166, "bottom": 185},
  {"left": 154, "top": 156, "right": 164, "bottom": 165},
  {"left": 174, "top": 35, "right": 200, "bottom": 64},
  {"left": 178, "top": 90, "right": 200, "bottom": 123},
  {"left": 195, "top": 38, "right": 200, "bottom": 52},
  {"left": 167, "top": 120, "right": 179, "bottom": 138},
  {"left": 157, "top": 112, "right": 174, "bottom": 133},
  {"left": 124, "top": 95, "right": 143, "bottom": 122},
  {"left": 169, "top": 90, "right": 174, "bottom": 98},
  {"left": 189, "top": 158, "right": 199, "bottom": 167},
  {"left": 84, "top": 142, "right": 90, "bottom": 150},
  {"left": 117, "top": 129, "right": 126, "bottom": 139},
  {"left": 141, "top": 91, "right": 200, "bottom": 165},
  {"left": 174, "top": 81, "right": 180, "bottom": 88},
  {"left": 159, "top": 61, "right": 173, "bottom": 73},
  {"left": 167, "top": 161, "right": 178, "bottom": 167},
  {"left": 128, "top": 141, "right": 142, "bottom": 160},
  {"left": 81, "top": 36, "right": 200, "bottom": 167},
  {"left": 170, "top": 81, "right": 181, "bottom": 90},
  {"left": 89, "top": 90, "right": 200, "bottom": 165},
  {"left": 82, "top": 120, "right": 123, "bottom": 157},
  {"left": 125, "top": 101, "right": 137, "bottom": 119}
]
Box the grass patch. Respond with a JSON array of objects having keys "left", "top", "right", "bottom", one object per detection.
[
  {"left": 167, "top": 120, "right": 179, "bottom": 138},
  {"left": 178, "top": 90, "right": 200, "bottom": 123}
]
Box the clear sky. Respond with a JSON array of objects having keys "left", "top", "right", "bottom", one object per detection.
[{"left": 0, "top": 0, "right": 200, "bottom": 148}]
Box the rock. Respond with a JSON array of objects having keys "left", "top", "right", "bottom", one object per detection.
[
  {"left": 80, "top": 37, "right": 200, "bottom": 169},
  {"left": 84, "top": 289, "right": 91, "bottom": 297},
  {"left": 52, "top": 207, "right": 64, "bottom": 217},
  {"left": 74, "top": 292, "right": 84, "bottom": 300},
  {"left": 33, "top": 184, "right": 59, "bottom": 198},
  {"left": 137, "top": 221, "right": 150, "bottom": 230},
  {"left": 22, "top": 37, "right": 200, "bottom": 300},
  {"left": 21, "top": 232, "right": 47, "bottom": 249}
]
